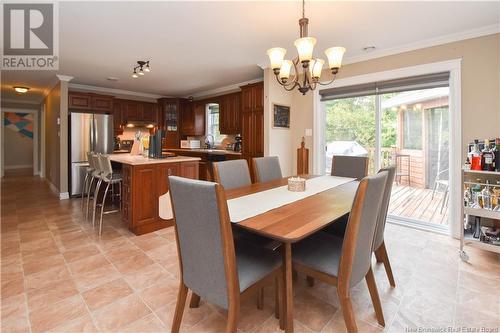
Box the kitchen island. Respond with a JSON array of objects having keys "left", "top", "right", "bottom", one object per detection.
[{"left": 109, "top": 154, "right": 200, "bottom": 235}]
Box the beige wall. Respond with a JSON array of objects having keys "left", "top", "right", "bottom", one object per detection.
[
  {"left": 44, "top": 82, "right": 61, "bottom": 190},
  {"left": 4, "top": 127, "right": 33, "bottom": 167},
  {"left": 264, "top": 34, "right": 500, "bottom": 174},
  {"left": 264, "top": 68, "right": 294, "bottom": 176}
]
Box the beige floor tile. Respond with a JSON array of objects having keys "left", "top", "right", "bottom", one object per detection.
[
  {"left": 47, "top": 314, "right": 98, "bottom": 333},
  {"left": 72, "top": 264, "right": 121, "bottom": 292},
  {"left": 139, "top": 275, "right": 179, "bottom": 310},
  {"left": 321, "top": 316, "right": 383, "bottom": 333},
  {"left": 1, "top": 293, "right": 27, "bottom": 320},
  {"left": 456, "top": 286, "right": 499, "bottom": 318},
  {"left": 131, "top": 234, "right": 169, "bottom": 252},
  {"left": 1, "top": 278, "right": 25, "bottom": 299},
  {"left": 67, "top": 253, "right": 111, "bottom": 275},
  {"left": 123, "top": 263, "right": 169, "bottom": 290},
  {"left": 92, "top": 294, "right": 151, "bottom": 332},
  {"left": 29, "top": 295, "right": 88, "bottom": 333},
  {"left": 113, "top": 252, "right": 155, "bottom": 275},
  {"left": 121, "top": 313, "right": 167, "bottom": 333},
  {"left": 1, "top": 314, "right": 31, "bottom": 333},
  {"left": 155, "top": 299, "right": 214, "bottom": 331},
  {"left": 25, "top": 265, "right": 72, "bottom": 290},
  {"left": 62, "top": 244, "right": 101, "bottom": 263},
  {"left": 82, "top": 278, "right": 134, "bottom": 311},
  {"left": 293, "top": 290, "right": 338, "bottom": 332},
  {"left": 27, "top": 279, "right": 79, "bottom": 311},
  {"left": 22, "top": 254, "right": 66, "bottom": 276},
  {"left": 187, "top": 312, "right": 229, "bottom": 333},
  {"left": 252, "top": 318, "right": 315, "bottom": 333}
]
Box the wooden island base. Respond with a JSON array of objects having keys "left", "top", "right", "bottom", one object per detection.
[{"left": 110, "top": 154, "right": 200, "bottom": 235}]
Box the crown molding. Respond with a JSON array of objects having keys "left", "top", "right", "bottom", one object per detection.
[
  {"left": 56, "top": 75, "right": 74, "bottom": 82},
  {"left": 342, "top": 24, "right": 500, "bottom": 66},
  {"left": 68, "top": 83, "right": 169, "bottom": 101},
  {"left": 190, "top": 77, "right": 264, "bottom": 100},
  {"left": 1, "top": 98, "right": 41, "bottom": 106}
]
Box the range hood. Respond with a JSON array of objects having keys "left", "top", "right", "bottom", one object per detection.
[{"left": 125, "top": 120, "right": 156, "bottom": 129}]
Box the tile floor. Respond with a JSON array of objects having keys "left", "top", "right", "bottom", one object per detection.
[{"left": 1, "top": 173, "right": 499, "bottom": 333}]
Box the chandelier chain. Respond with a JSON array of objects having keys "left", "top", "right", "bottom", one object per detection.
[{"left": 302, "top": 0, "right": 305, "bottom": 19}]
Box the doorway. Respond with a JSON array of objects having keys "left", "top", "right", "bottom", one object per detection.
[
  {"left": 317, "top": 66, "right": 459, "bottom": 233},
  {"left": 1, "top": 108, "right": 39, "bottom": 178}
]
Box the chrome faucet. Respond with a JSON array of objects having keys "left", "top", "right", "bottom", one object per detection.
[{"left": 205, "top": 134, "right": 214, "bottom": 149}]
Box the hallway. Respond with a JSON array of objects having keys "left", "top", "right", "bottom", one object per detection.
[{"left": 1, "top": 175, "right": 499, "bottom": 333}]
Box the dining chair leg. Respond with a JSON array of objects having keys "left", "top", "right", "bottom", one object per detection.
[
  {"left": 171, "top": 283, "right": 188, "bottom": 333},
  {"left": 375, "top": 241, "right": 395, "bottom": 287},
  {"left": 306, "top": 276, "right": 315, "bottom": 287},
  {"left": 257, "top": 288, "right": 264, "bottom": 310},
  {"left": 277, "top": 273, "right": 285, "bottom": 330},
  {"left": 274, "top": 277, "right": 279, "bottom": 319},
  {"left": 365, "top": 267, "right": 385, "bottom": 327},
  {"left": 337, "top": 288, "right": 358, "bottom": 333},
  {"left": 99, "top": 182, "right": 111, "bottom": 235},
  {"left": 92, "top": 179, "right": 102, "bottom": 228},
  {"left": 189, "top": 293, "right": 201, "bottom": 308},
  {"left": 226, "top": 300, "right": 239, "bottom": 333}
]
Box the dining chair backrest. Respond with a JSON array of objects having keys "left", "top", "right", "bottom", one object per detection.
[
  {"left": 168, "top": 176, "right": 237, "bottom": 310},
  {"left": 213, "top": 159, "right": 252, "bottom": 190},
  {"left": 331, "top": 155, "right": 369, "bottom": 180},
  {"left": 98, "top": 155, "right": 113, "bottom": 179},
  {"left": 339, "top": 171, "right": 388, "bottom": 288},
  {"left": 252, "top": 156, "right": 283, "bottom": 183},
  {"left": 373, "top": 166, "right": 396, "bottom": 251}
]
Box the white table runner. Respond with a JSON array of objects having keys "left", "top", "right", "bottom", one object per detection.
[{"left": 227, "top": 175, "right": 355, "bottom": 223}]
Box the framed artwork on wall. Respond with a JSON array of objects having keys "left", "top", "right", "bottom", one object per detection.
[{"left": 273, "top": 104, "right": 290, "bottom": 129}]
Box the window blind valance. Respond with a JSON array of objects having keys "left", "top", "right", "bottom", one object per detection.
[{"left": 319, "top": 72, "right": 450, "bottom": 101}]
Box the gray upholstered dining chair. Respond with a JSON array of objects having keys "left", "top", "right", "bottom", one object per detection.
[
  {"left": 292, "top": 171, "right": 389, "bottom": 333},
  {"left": 168, "top": 176, "right": 283, "bottom": 333},
  {"left": 372, "top": 166, "right": 396, "bottom": 287},
  {"left": 213, "top": 159, "right": 252, "bottom": 190},
  {"left": 252, "top": 156, "right": 283, "bottom": 183},
  {"left": 331, "top": 155, "right": 369, "bottom": 180}
]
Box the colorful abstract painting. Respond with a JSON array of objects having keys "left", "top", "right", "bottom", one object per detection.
[{"left": 4, "top": 112, "right": 33, "bottom": 139}]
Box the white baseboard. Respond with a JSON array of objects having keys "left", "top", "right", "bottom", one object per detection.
[
  {"left": 4, "top": 164, "right": 32, "bottom": 170},
  {"left": 59, "top": 192, "right": 69, "bottom": 200}
]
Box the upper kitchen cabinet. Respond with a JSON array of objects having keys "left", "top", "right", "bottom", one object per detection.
[
  {"left": 69, "top": 92, "right": 114, "bottom": 113},
  {"left": 158, "top": 98, "right": 182, "bottom": 149},
  {"left": 112, "top": 101, "right": 123, "bottom": 135},
  {"left": 142, "top": 102, "right": 158, "bottom": 123},
  {"left": 219, "top": 92, "right": 241, "bottom": 135},
  {"left": 180, "top": 100, "right": 205, "bottom": 136},
  {"left": 120, "top": 99, "right": 158, "bottom": 123}
]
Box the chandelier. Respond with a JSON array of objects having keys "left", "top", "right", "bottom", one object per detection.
[
  {"left": 131, "top": 61, "right": 151, "bottom": 78},
  {"left": 266, "top": 0, "right": 345, "bottom": 95}
]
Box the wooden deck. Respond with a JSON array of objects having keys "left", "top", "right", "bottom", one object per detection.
[{"left": 389, "top": 184, "right": 449, "bottom": 225}]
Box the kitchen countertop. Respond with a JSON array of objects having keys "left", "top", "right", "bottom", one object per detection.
[
  {"left": 165, "top": 148, "right": 242, "bottom": 156},
  {"left": 109, "top": 154, "right": 201, "bottom": 166}
]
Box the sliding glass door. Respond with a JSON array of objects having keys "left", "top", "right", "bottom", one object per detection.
[{"left": 322, "top": 76, "right": 451, "bottom": 229}]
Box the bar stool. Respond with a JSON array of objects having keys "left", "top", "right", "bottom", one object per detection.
[
  {"left": 81, "top": 152, "right": 94, "bottom": 211},
  {"left": 85, "top": 153, "right": 102, "bottom": 221},
  {"left": 94, "top": 154, "right": 122, "bottom": 235}
]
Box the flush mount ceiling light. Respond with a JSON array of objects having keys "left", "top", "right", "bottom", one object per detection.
[
  {"left": 14, "top": 86, "right": 30, "bottom": 93},
  {"left": 362, "top": 46, "right": 376, "bottom": 52},
  {"left": 266, "top": 0, "right": 345, "bottom": 95},
  {"left": 131, "top": 61, "right": 151, "bottom": 78}
]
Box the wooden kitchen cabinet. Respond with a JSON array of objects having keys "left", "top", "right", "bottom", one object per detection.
[
  {"left": 142, "top": 102, "right": 158, "bottom": 123},
  {"left": 118, "top": 99, "right": 158, "bottom": 124},
  {"left": 180, "top": 100, "right": 205, "bottom": 136},
  {"left": 158, "top": 98, "right": 182, "bottom": 149},
  {"left": 219, "top": 92, "right": 241, "bottom": 135},
  {"left": 112, "top": 101, "right": 123, "bottom": 135},
  {"left": 240, "top": 82, "right": 264, "bottom": 181},
  {"left": 69, "top": 92, "right": 114, "bottom": 113}
]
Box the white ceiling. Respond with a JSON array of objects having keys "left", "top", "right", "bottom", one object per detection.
[{"left": 2, "top": 1, "right": 499, "bottom": 104}]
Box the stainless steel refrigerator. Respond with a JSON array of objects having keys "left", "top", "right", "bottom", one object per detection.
[{"left": 70, "top": 113, "right": 113, "bottom": 196}]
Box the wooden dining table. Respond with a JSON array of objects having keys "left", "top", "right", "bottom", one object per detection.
[{"left": 225, "top": 175, "right": 359, "bottom": 333}]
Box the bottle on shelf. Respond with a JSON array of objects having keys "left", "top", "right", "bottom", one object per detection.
[
  {"left": 464, "top": 157, "right": 471, "bottom": 171},
  {"left": 481, "top": 139, "right": 494, "bottom": 171},
  {"left": 494, "top": 138, "right": 500, "bottom": 172},
  {"left": 481, "top": 180, "right": 493, "bottom": 209},
  {"left": 470, "top": 140, "right": 482, "bottom": 171}
]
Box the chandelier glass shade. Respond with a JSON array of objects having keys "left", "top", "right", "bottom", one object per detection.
[{"left": 266, "top": 1, "right": 345, "bottom": 95}]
